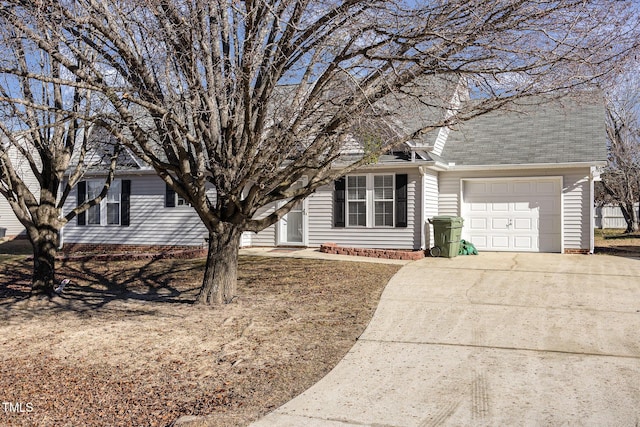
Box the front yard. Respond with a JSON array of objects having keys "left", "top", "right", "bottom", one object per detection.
[
  {"left": 0, "top": 245, "right": 400, "bottom": 426},
  {"left": 594, "top": 229, "right": 640, "bottom": 255}
]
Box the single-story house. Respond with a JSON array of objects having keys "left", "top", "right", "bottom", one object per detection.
[{"left": 58, "top": 94, "right": 606, "bottom": 255}]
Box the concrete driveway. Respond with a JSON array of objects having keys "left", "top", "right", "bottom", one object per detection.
[{"left": 251, "top": 252, "right": 640, "bottom": 426}]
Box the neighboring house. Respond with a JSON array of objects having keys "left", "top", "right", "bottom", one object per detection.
[{"left": 59, "top": 93, "right": 606, "bottom": 255}]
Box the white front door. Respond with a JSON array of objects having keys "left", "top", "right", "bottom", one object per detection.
[
  {"left": 462, "top": 178, "right": 562, "bottom": 252},
  {"left": 278, "top": 180, "right": 307, "bottom": 246}
]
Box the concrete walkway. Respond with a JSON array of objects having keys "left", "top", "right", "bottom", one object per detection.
[{"left": 250, "top": 252, "right": 640, "bottom": 426}]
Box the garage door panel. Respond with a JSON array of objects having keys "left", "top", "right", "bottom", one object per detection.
[
  {"left": 536, "top": 181, "right": 559, "bottom": 194},
  {"left": 514, "top": 182, "right": 533, "bottom": 193},
  {"left": 469, "top": 218, "right": 487, "bottom": 229},
  {"left": 514, "top": 236, "right": 534, "bottom": 250},
  {"left": 492, "top": 218, "right": 511, "bottom": 229},
  {"left": 490, "top": 235, "right": 510, "bottom": 249},
  {"left": 513, "top": 202, "right": 538, "bottom": 212},
  {"left": 467, "top": 182, "right": 488, "bottom": 193},
  {"left": 490, "top": 182, "right": 509, "bottom": 193},
  {"left": 513, "top": 218, "right": 534, "bottom": 230},
  {"left": 491, "top": 202, "right": 509, "bottom": 212},
  {"left": 462, "top": 178, "right": 561, "bottom": 253},
  {"left": 469, "top": 203, "right": 487, "bottom": 212}
]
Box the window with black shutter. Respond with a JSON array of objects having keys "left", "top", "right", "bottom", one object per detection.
[
  {"left": 77, "top": 181, "right": 86, "bottom": 226},
  {"left": 333, "top": 177, "right": 345, "bottom": 227},
  {"left": 121, "top": 180, "right": 131, "bottom": 226},
  {"left": 395, "top": 174, "right": 408, "bottom": 228},
  {"left": 334, "top": 173, "right": 409, "bottom": 228},
  {"left": 165, "top": 183, "right": 176, "bottom": 207}
]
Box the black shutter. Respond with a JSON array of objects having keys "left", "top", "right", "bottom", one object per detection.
[
  {"left": 165, "top": 183, "right": 176, "bottom": 207},
  {"left": 333, "top": 177, "right": 346, "bottom": 227},
  {"left": 121, "top": 180, "right": 131, "bottom": 226},
  {"left": 77, "top": 181, "right": 86, "bottom": 226},
  {"left": 395, "top": 174, "right": 408, "bottom": 228}
]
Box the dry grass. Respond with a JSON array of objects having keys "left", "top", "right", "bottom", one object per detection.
[
  {"left": 0, "top": 242, "right": 400, "bottom": 426},
  {"left": 594, "top": 229, "right": 640, "bottom": 255}
]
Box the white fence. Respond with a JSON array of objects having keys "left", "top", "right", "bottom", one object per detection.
[{"left": 595, "top": 203, "right": 639, "bottom": 229}]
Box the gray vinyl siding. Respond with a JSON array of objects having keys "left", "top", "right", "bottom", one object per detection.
[
  {"left": 305, "top": 170, "right": 422, "bottom": 250},
  {"left": 62, "top": 174, "right": 209, "bottom": 247},
  {"left": 437, "top": 167, "right": 593, "bottom": 251}
]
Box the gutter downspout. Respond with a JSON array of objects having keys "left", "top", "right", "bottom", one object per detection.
[{"left": 589, "top": 166, "right": 598, "bottom": 254}]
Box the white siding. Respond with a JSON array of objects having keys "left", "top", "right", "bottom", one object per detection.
[
  {"left": 62, "top": 174, "right": 209, "bottom": 247},
  {"left": 240, "top": 232, "right": 252, "bottom": 248},
  {"left": 563, "top": 170, "right": 591, "bottom": 251},
  {"left": 303, "top": 170, "right": 422, "bottom": 250},
  {"left": 438, "top": 167, "right": 593, "bottom": 252},
  {"left": 251, "top": 205, "right": 276, "bottom": 246},
  {"left": 432, "top": 127, "right": 450, "bottom": 157},
  {"left": 423, "top": 170, "right": 439, "bottom": 248},
  {"left": 0, "top": 197, "right": 25, "bottom": 238},
  {"left": 0, "top": 145, "right": 40, "bottom": 237}
]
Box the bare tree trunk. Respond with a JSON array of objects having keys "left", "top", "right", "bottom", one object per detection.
[
  {"left": 620, "top": 203, "right": 639, "bottom": 233},
  {"left": 196, "top": 225, "right": 242, "bottom": 305},
  {"left": 29, "top": 228, "right": 60, "bottom": 298}
]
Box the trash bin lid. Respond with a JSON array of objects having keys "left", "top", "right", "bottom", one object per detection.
[{"left": 430, "top": 215, "right": 464, "bottom": 224}]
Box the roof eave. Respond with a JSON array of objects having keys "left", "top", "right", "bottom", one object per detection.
[{"left": 445, "top": 160, "right": 607, "bottom": 171}]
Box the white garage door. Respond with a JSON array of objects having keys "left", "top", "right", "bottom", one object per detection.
[{"left": 462, "top": 178, "right": 562, "bottom": 252}]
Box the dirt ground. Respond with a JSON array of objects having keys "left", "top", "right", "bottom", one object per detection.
[
  {"left": 594, "top": 229, "right": 640, "bottom": 255},
  {"left": 0, "top": 243, "right": 400, "bottom": 427}
]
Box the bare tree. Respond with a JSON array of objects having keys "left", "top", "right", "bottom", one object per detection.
[
  {"left": 1, "top": 0, "right": 638, "bottom": 303},
  {"left": 0, "top": 32, "right": 120, "bottom": 297},
  {"left": 599, "top": 99, "right": 640, "bottom": 233}
]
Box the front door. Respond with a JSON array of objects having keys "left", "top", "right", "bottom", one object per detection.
[{"left": 279, "top": 180, "right": 307, "bottom": 246}]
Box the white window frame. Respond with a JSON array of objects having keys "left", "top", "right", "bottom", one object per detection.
[
  {"left": 346, "top": 175, "right": 367, "bottom": 227},
  {"left": 175, "top": 193, "right": 191, "bottom": 207},
  {"left": 373, "top": 174, "right": 395, "bottom": 227},
  {"left": 345, "top": 173, "right": 395, "bottom": 228},
  {"left": 85, "top": 179, "right": 121, "bottom": 226}
]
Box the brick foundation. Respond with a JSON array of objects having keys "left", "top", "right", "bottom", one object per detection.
[
  {"left": 564, "top": 248, "right": 591, "bottom": 254},
  {"left": 319, "top": 242, "right": 425, "bottom": 261}
]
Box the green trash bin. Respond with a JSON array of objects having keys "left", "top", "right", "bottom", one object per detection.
[{"left": 429, "top": 216, "right": 464, "bottom": 258}]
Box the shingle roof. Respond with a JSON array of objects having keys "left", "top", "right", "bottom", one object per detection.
[{"left": 440, "top": 97, "right": 607, "bottom": 166}]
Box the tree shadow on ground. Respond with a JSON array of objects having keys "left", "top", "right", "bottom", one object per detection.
[
  {"left": 601, "top": 234, "right": 640, "bottom": 241},
  {"left": 0, "top": 257, "right": 205, "bottom": 315},
  {"left": 0, "top": 238, "right": 32, "bottom": 255},
  {"left": 594, "top": 246, "right": 640, "bottom": 259}
]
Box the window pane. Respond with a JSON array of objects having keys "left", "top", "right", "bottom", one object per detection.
[
  {"left": 87, "top": 181, "right": 102, "bottom": 199},
  {"left": 374, "top": 175, "right": 394, "bottom": 200},
  {"left": 347, "top": 176, "right": 366, "bottom": 201},
  {"left": 87, "top": 204, "right": 100, "bottom": 225},
  {"left": 374, "top": 201, "right": 393, "bottom": 227},
  {"left": 348, "top": 201, "right": 366, "bottom": 226},
  {"left": 107, "top": 203, "right": 120, "bottom": 225},
  {"left": 107, "top": 181, "right": 121, "bottom": 202},
  {"left": 373, "top": 175, "right": 394, "bottom": 226}
]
